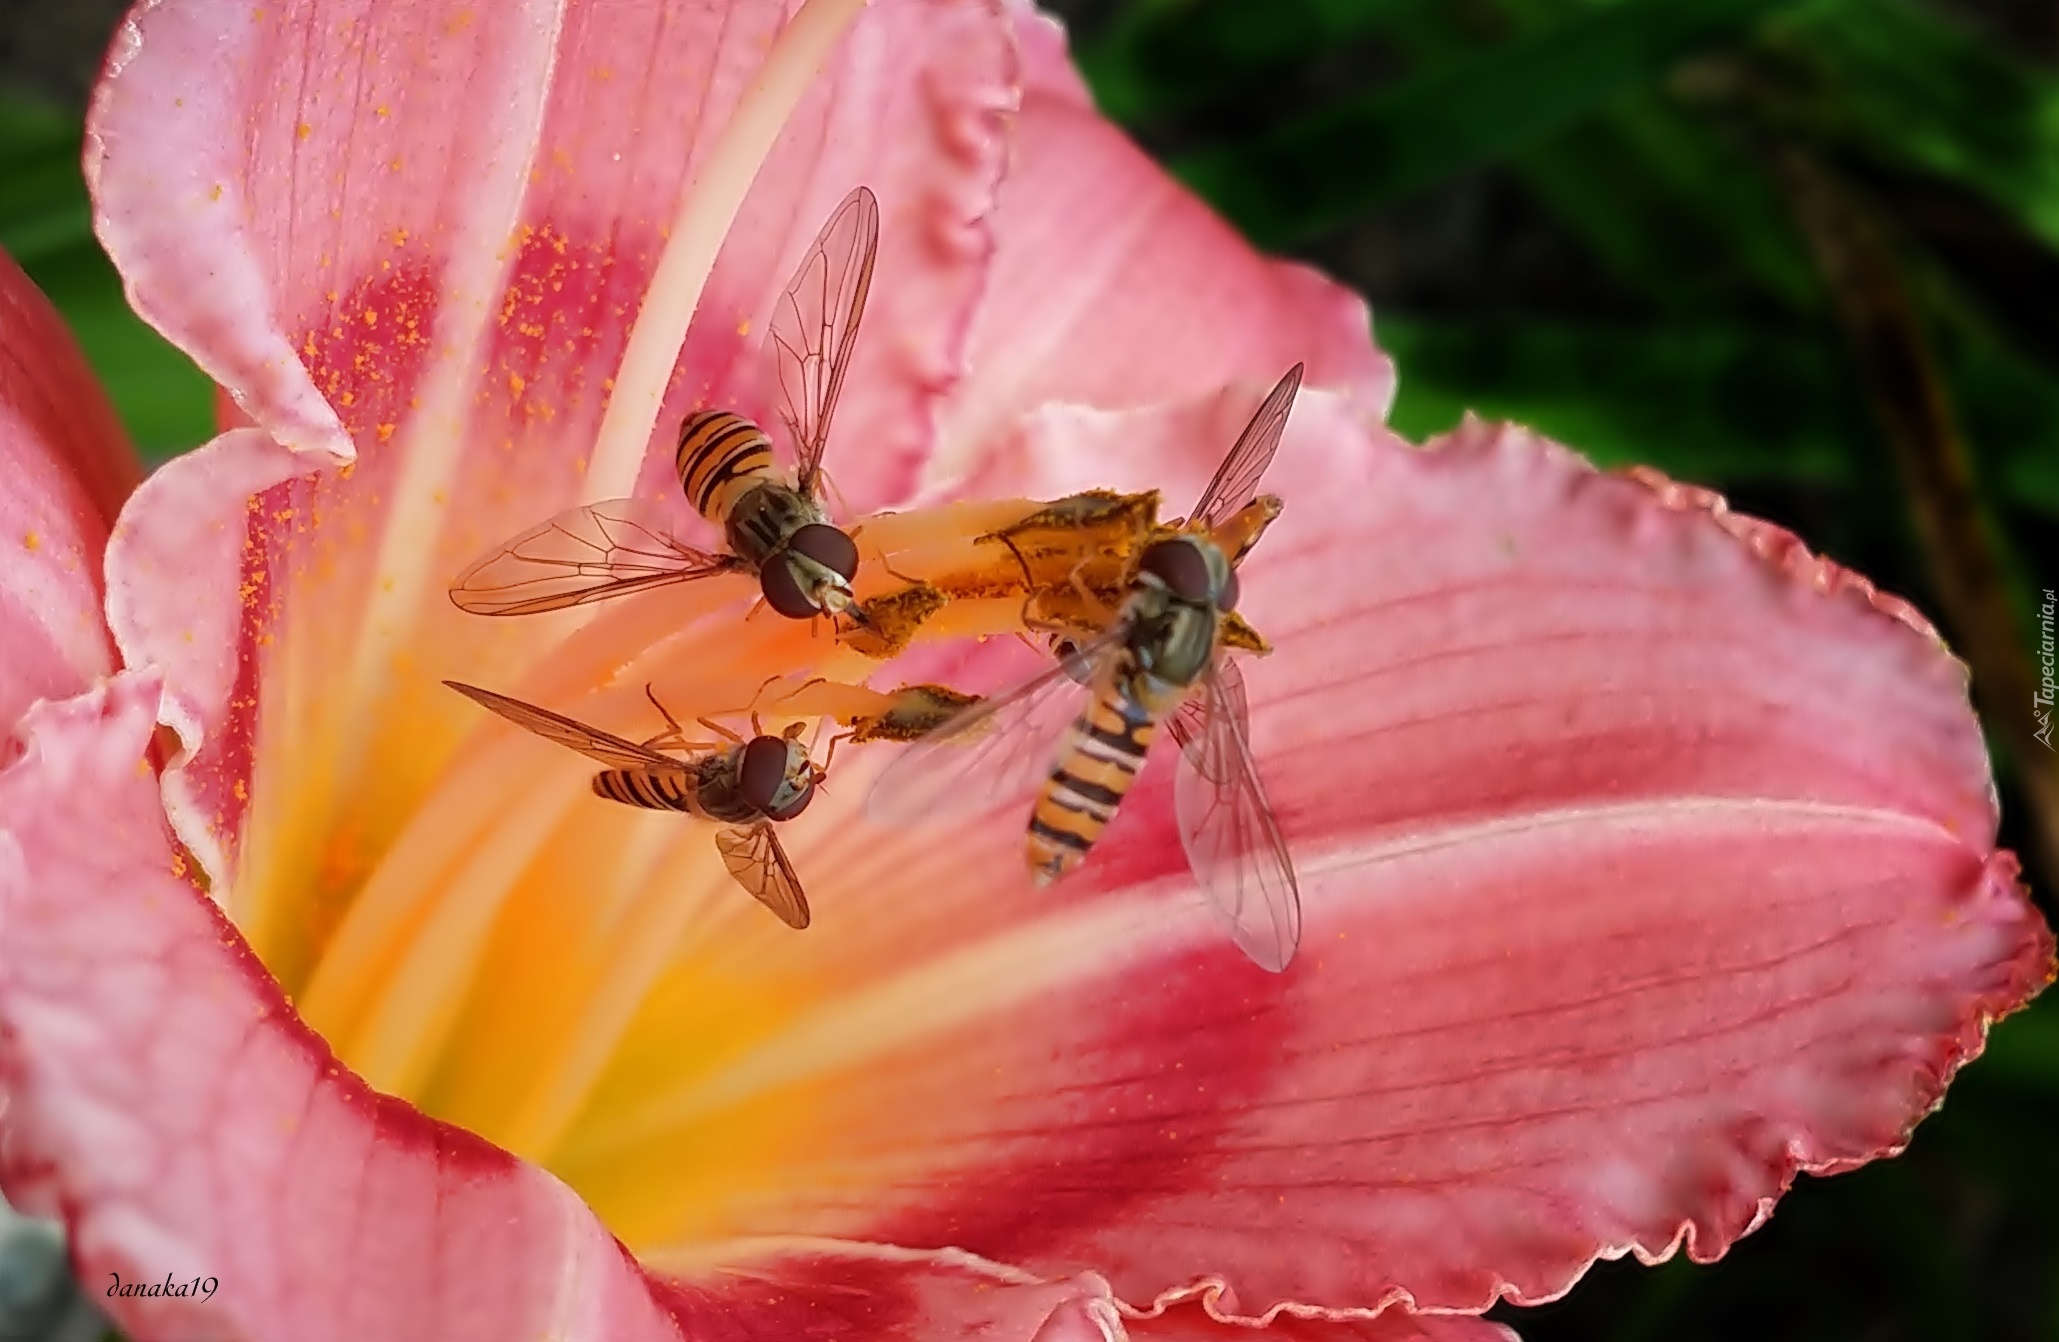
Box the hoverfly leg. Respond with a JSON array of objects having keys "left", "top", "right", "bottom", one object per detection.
[
  {"left": 1018, "top": 593, "right": 1073, "bottom": 639},
  {"left": 696, "top": 716, "right": 747, "bottom": 746},
  {"left": 1066, "top": 560, "right": 1120, "bottom": 627},
  {"left": 995, "top": 532, "right": 1035, "bottom": 591},
  {"left": 819, "top": 468, "right": 854, "bottom": 520},
  {"left": 871, "top": 546, "right": 926, "bottom": 589},
  {"left": 742, "top": 671, "right": 791, "bottom": 716},
  {"left": 817, "top": 603, "right": 866, "bottom": 641},
  {"left": 639, "top": 684, "right": 701, "bottom": 752},
  {"left": 815, "top": 728, "right": 856, "bottom": 782}
]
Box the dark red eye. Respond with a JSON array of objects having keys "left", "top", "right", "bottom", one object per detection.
[
  {"left": 1218, "top": 567, "right": 1241, "bottom": 612},
  {"left": 739, "top": 736, "right": 792, "bottom": 814},
  {"left": 790, "top": 523, "right": 858, "bottom": 581},
  {"left": 760, "top": 562, "right": 819, "bottom": 618},
  {"left": 1138, "top": 539, "right": 1213, "bottom": 604}
]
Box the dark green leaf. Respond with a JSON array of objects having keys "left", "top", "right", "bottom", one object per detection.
[
  {"left": 1380, "top": 313, "right": 1866, "bottom": 481},
  {"left": 0, "top": 92, "right": 213, "bottom": 460},
  {"left": 1075, "top": 0, "right": 1431, "bottom": 125},
  {"left": 1381, "top": 310, "right": 2059, "bottom": 519},
  {"left": 1511, "top": 94, "right": 1823, "bottom": 316},
  {"left": 1169, "top": 0, "right": 1802, "bottom": 246},
  {"left": 1762, "top": 0, "right": 2059, "bottom": 253}
]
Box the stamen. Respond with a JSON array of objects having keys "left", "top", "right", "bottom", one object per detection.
[
  {"left": 299, "top": 595, "right": 822, "bottom": 1070},
  {"left": 298, "top": 728, "right": 588, "bottom": 1045},
  {"left": 499, "top": 839, "right": 737, "bottom": 1159},
  {"left": 556, "top": 893, "right": 1159, "bottom": 1175},
  {"left": 584, "top": 0, "right": 870, "bottom": 501},
  {"left": 344, "top": 770, "right": 596, "bottom": 1098}
]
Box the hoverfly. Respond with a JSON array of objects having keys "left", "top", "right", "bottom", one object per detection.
[
  {"left": 449, "top": 185, "right": 880, "bottom": 624},
  {"left": 444, "top": 679, "right": 835, "bottom": 929},
  {"left": 867, "top": 364, "right": 1305, "bottom": 971}
]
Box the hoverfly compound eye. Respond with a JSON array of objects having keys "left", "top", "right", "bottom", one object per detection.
[
  {"left": 1218, "top": 566, "right": 1241, "bottom": 613},
  {"left": 739, "top": 736, "right": 794, "bottom": 815},
  {"left": 1137, "top": 539, "right": 1214, "bottom": 604},
  {"left": 790, "top": 523, "right": 859, "bottom": 582},
  {"left": 760, "top": 562, "right": 820, "bottom": 619}
]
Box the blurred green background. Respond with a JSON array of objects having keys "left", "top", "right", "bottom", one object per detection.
[{"left": 5, "top": 0, "right": 2059, "bottom": 1337}]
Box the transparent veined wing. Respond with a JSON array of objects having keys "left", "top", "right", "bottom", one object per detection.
[
  {"left": 1166, "top": 655, "right": 1247, "bottom": 784},
  {"left": 448, "top": 499, "right": 743, "bottom": 616},
  {"left": 765, "top": 185, "right": 879, "bottom": 496},
  {"left": 443, "top": 680, "right": 686, "bottom": 771},
  {"left": 716, "top": 822, "right": 813, "bottom": 929},
  {"left": 1185, "top": 363, "right": 1303, "bottom": 532},
  {"left": 865, "top": 627, "right": 1127, "bottom": 827},
  {"left": 1172, "top": 663, "right": 1302, "bottom": 972}
]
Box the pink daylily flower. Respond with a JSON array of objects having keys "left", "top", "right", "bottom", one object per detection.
[
  {"left": 0, "top": 1, "right": 2046, "bottom": 1341},
  {"left": 0, "top": 247, "right": 138, "bottom": 733}
]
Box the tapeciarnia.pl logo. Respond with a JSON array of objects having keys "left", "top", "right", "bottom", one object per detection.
[{"left": 2036, "top": 588, "right": 2055, "bottom": 751}]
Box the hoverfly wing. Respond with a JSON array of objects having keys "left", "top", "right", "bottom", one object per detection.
[
  {"left": 449, "top": 499, "right": 742, "bottom": 616},
  {"left": 1172, "top": 663, "right": 1302, "bottom": 973},
  {"left": 766, "top": 185, "right": 880, "bottom": 497},
  {"left": 1166, "top": 655, "right": 1247, "bottom": 784},
  {"left": 1185, "top": 363, "right": 1303, "bottom": 532},
  {"left": 716, "top": 822, "right": 813, "bottom": 929},
  {"left": 866, "top": 627, "right": 1127, "bottom": 828},
  {"left": 443, "top": 680, "right": 687, "bottom": 771}
]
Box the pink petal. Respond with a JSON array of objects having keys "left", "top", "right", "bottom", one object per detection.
[
  {"left": 0, "top": 672, "right": 1132, "bottom": 1342},
  {"left": 929, "top": 4, "right": 1395, "bottom": 481},
  {"left": 88, "top": 0, "right": 1011, "bottom": 488},
  {"left": 0, "top": 247, "right": 137, "bottom": 732},
  {"left": 101, "top": 427, "right": 310, "bottom": 882},
  {"left": 85, "top": 0, "right": 565, "bottom": 462},
  {"left": 90, "top": 0, "right": 1013, "bottom": 888},
  {"left": 1126, "top": 1298, "right": 1517, "bottom": 1342},
  {"left": 565, "top": 389, "right": 2047, "bottom": 1318}
]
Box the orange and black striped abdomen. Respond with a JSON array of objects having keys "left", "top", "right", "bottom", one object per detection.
[
  {"left": 592, "top": 768, "right": 700, "bottom": 813},
  {"left": 677, "top": 410, "right": 777, "bottom": 524},
  {"left": 1028, "top": 686, "right": 1159, "bottom": 883}
]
